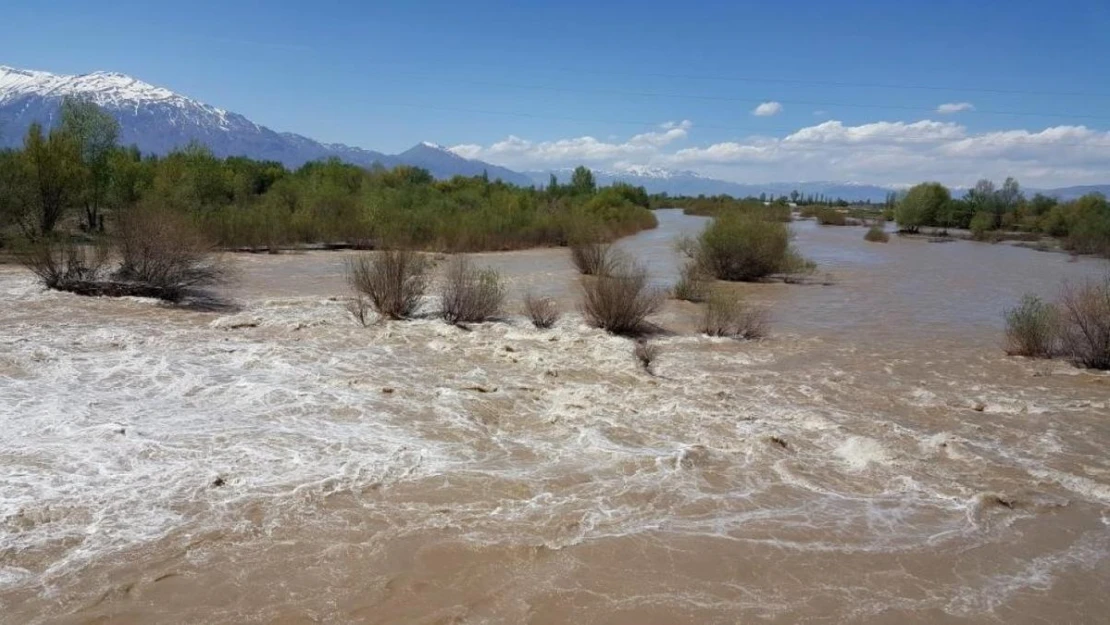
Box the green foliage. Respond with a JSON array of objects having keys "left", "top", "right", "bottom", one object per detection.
[
  {"left": 969, "top": 211, "right": 996, "bottom": 240},
  {"left": 0, "top": 115, "right": 655, "bottom": 252},
  {"left": 570, "top": 165, "right": 596, "bottom": 195},
  {"left": 896, "top": 182, "right": 951, "bottom": 233},
  {"left": 1004, "top": 295, "right": 1058, "bottom": 358},
  {"left": 1060, "top": 194, "right": 1110, "bottom": 256},
  {"left": 61, "top": 96, "right": 120, "bottom": 231},
  {"left": 663, "top": 194, "right": 792, "bottom": 222},
  {"left": 863, "top": 224, "right": 889, "bottom": 243},
  {"left": 812, "top": 207, "right": 848, "bottom": 226},
  {"left": 695, "top": 211, "right": 809, "bottom": 281}
]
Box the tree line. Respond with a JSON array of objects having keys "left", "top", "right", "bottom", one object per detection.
[
  {"left": 0, "top": 98, "right": 657, "bottom": 253},
  {"left": 895, "top": 178, "right": 1110, "bottom": 256}
]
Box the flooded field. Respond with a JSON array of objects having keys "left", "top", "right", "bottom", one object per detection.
[{"left": 2, "top": 210, "right": 1109, "bottom": 624}]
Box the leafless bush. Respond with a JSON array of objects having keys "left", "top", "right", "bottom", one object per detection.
[
  {"left": 116, "top": 207, "right": 229, "bottom": 301},
  {"left": 672, "top": 261, "right": 711, "bottom": 302},
  {"left": 346, "top": 249, "right": 430, "bottom": 320},
  {"left": 633, "top": 340, "right": 660, "bottom": 373},
  {"left": 1057, "top": 278, "right": 1110, "bottom": 370},
  {"left": 523, "top": 291, "right": 560, "bottom": 329},
  {"left": 439, "top": 255, "right": 505, "bottom": 324},
  {"left": 1003, "top": 294, "right": 1058, "bottom": 358},
  {"left": 346, "top": 295, "right": 371, "bottom": 327},
  {"left": 700, "top": 290, "right": 769, "bottom": 339},
  {"left": 569, "top": 240, "right": 614, "bottom": 276},
  {"left": 17, "top": 239, "right": 111, "bottom": 289},
  {"left": 580, "top": 260, "right": 664, "bottom": 336}
]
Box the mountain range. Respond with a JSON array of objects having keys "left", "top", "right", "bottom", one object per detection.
[{"left": 0, "top": 65, "right": 1105, "bottom": 202}]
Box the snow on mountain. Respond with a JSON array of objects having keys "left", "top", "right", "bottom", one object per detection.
[{"left": 0, "top": 66, "right": 503, "bottom": 179}]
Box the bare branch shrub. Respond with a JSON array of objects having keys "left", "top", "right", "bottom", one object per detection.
[
  {"left": 1057, "top": 278, "right": 1110, "bottom": 370},
  {"left": 580, "top": 259, "right": 664, "bottom": 336},
  {"left": 700, "top": 290, "right": 769, "bottom": 339},
  {"left": 633, "top": 340, "right": 660, "bottom": 373},
  {"left": 346, "top": 295, "right": 371, "bottom": 327},
  {"left": 523, "top": 291, "right": 560, "bottom": 329},
  {"left": 569, "top": 240, "right": 614, "bottom": 276},
  {"left": 672, "top": 261, "right": 711, "bottom": 302},
  {"left": 1003, "top": 294, "right": 1058, "bottom": 358},
  {"left": 116, "top": 207, "right": 229, "bottom": 301},
  {"left": 345, "top": 250, "right": 430, "bottom": 320},
  {"left": 17, "top": 238, "right": 110, "bottom": 289},
  {"left": 439, "top": 255, "right": 505, "bottom": 324}
]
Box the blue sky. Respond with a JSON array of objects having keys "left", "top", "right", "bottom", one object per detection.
[{"left": 3, "top": 0, "right": 1109, "bottom": 185}]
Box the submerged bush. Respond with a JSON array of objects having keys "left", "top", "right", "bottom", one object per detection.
[
  {"left": 522, "top": 292, "right": 560, "bottom": 329},
  {"left": 569, "top": 239, "right": 614, "bottom": 276},
  {"left": 700, "top": 290, "right": 768, "bottom": 339},
  {"left": 580, "top": 260, "right": 664, "bottom": 336},
  {"left": 1057, "top": 278, "right": 1110, "bottom": 370},
  {"left": 17, "top": 238, "right": 111, "bottom": 290},
  {"left": 696, "top": 212, "right": 809, "bottom": 281},
  {"left": 672, "top": 261, "right": 711, "bottom": 302},
  {"left": 439, "top": 255, "right": 505, "bottom": 324},
  {"left": 813, "top": 207, "right": 848, "bottom": 226},
  {"left": 1003, "top": 295, "right": 1058, "bottom": 358},
  {"left": 115, "top": 207, "right": 229, "bottom": 300},
  {"left": 633, "top": 340, "right": 660, "bottom": 373},
  {"left": 345, "top": 249, "right": 430, "bottom": 320},
  {"left": 864, "top": 225, "right": 890, "bottom": 243}
]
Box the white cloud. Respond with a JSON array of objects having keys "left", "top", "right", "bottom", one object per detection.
[
  {"left": 448, "top": 120, "right": 691, "bottom": 167},
  {"left": 752, "top": 101, "right": 783, "bottom": 117},
  {"left": 449, "top": 118, "right": 1110, "bottom": 187},
  {"left": 936, "top": 102, "right": 975, "bottom": 114}
]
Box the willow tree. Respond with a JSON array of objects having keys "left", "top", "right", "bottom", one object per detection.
[{"left": 61, "top": 96, "right": 120, "bottom": 232}]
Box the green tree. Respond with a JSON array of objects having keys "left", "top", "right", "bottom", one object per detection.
[
  {"left": 570, "top": 166, "right": 596, "bottom": 195},
  {"left": 61, "top": 97, "right": 120, "bottom": 232},
  {"left": 896, "top": 182, "right": 950, "bottom": 233},
  {"left": 22, "top": 122, "right": 81, "bottom": 238}
]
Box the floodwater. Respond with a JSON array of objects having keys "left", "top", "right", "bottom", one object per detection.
[{"left": 1, "top": 210, "right": 1108, "bottom": 624}]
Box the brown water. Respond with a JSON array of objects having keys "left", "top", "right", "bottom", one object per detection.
[{"left": 2, "top": 210, "right": 1108, "bottom": 624}]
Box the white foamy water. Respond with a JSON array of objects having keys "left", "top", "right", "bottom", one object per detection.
[{"left": 2, "top": 212, "right": 1109, "bottom": 623}]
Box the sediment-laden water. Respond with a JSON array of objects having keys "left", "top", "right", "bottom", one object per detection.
[{"left": 2, "top": 211, "right": 1108, "bottom": 624}]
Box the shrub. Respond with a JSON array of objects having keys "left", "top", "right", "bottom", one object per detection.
[
  {"left": 672, "top": 261, "right": 711, "bottom": 302},
  {"left": 523, "top": 292, "right": 560, "bottom": 329},
  {"left": 115, "top": 207, "right": 229, "bottom": 301},
  {"left": 345, "top": 249, "right": 430, "bottom": 320},
  {"left": 1003, "top": 295, "right": 1058, "bottom": 358},
  {"left": 633, "top": 340, "right": 660, "bottom": 373},
  {"left": 17, "top": 238, "right": 111, "bottom": 290},
  {"left": 346, "top": 295, "right": 371, "bottom": 327},
  {"left": 1057, "top": 278, "right": 1110, "bottom": 370},
  {"left": 696, "top": 212, "right": 808, "bottom": 281},
  {"left": 439, "top": 255, "right": 505, "bottom": 324},
  {"left": 969, "top": 211, "right": 996, "bottom": 241},
  {"left": 569, "top": 239, "right": 614, "bottom": 276},
  {"left": 700, "top": 290, "right": 768, "bottom": 339},
  {"left": 580, "top": 260, "right": 664, "bottom": 336},
  {"left": 864, "top": 225, "right": 890, "bottom": 243},
  {"left": 814, "top": 207, "right": 848, "bottom": 226}
]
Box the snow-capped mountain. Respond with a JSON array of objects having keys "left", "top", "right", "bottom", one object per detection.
[{"left": 0, "top": 66, "right": 510, "bottom": 179}]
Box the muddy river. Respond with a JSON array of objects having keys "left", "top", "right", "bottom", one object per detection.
[{"left": 1, "top": 210, "right": 1108, "bottom": 624}]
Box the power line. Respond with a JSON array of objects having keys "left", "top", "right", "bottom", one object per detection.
[{"left": 367, "top": 72, "right": 1110, "bottom": 123}]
